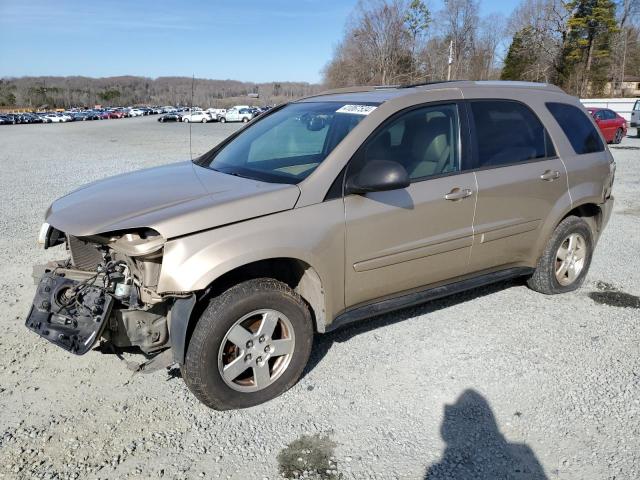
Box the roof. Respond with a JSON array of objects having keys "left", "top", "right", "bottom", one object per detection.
[{"left": 297, "top": 80, "right": 564, "bottom": 104}]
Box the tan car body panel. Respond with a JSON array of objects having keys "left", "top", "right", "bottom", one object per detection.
[
  {"left": 46, "top": 81, "right": 614, "bottom": 332},
  {"left": 344, "top": 172, "right": 477, "bottom": 307}
]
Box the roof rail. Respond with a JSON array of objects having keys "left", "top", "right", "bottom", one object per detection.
[
  {"left": 300, "top": 84, "right": 401, "bottom": 100},
  {"left": 398, "top": 80, "right": 468, "bottom": 89}
]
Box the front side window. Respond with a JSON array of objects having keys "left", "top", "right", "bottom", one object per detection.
[
  {"left": 546, "top": 102, "right": 604, "bottom": 155},
  {"left": 470, "top": 100, "right": 554, "bottom": 168},
  {"left": 196, "top": 102, "right": 375, "bottom": 183},
  {"left": 353, "top": 103, "right": 460, "bottom": 181}
]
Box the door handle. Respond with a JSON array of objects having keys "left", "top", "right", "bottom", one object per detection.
[
  {"left": 540, "top": 170, "right": 560, "bottom": 181},
  {"left": 444, "top": 188, "right": 473, "bottom": 201}
]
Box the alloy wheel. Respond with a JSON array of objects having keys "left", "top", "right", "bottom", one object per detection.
[
  {"left": 555, "top": 233, "right": 587, "bottom": 286},
  {"left": 217, "top": 309, "right": 295, "bottom": 392}
]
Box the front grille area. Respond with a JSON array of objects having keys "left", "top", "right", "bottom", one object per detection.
[{"left": 68, "top": 236, "right": 103, "bottom": 271}]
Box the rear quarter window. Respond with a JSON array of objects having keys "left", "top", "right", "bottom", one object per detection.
[{"left": 546, "top": 102, "right": 604, "bottom": 155}]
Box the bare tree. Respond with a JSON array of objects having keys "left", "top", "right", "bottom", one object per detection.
[{"left": 441, "top": 0, "right": 480, "bottom": 79}]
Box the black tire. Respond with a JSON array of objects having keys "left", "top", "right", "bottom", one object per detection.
[
  {"left": 613, "top": 128, "right": 623, "bottom": 144},
  {"left": 242, "top": 117, "right": 249, "bottom": 123},
  {"left": 527, "top": 216, "right": 593, "bottom": 295},
  {"left": 182, "top": 278, "right": 313, "bottom": 410},
  {"left": 219, "top": 116, "right": 226, "bottom": 123}
]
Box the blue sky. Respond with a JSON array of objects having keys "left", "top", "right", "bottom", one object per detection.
[{"left": 0, "top": 0, "right": 520, "bottom": 83}]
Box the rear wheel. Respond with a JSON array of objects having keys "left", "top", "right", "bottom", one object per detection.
[
  {"left": 613, "top": 128, "right": 623, "bottom": 144},
  {"left": 183, "top": 118, "right": 190, "bottom": 123},
  {"left": 242, "top": 117, "right": 249, "bottom": 123},
  {"left": 201, "top": 118, "right": 207, "bottom": 123},
  {"left": 527, "top": 216, "right": 593, "bottom": 294},
  {"left": 182, "top": 278, "right": 313, "bottom": 410}
]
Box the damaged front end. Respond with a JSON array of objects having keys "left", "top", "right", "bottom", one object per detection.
[{"left": 26, "top": 224, "right": 188, "bottom": 367}]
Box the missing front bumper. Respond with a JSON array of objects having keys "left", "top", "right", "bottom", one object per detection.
[{"left": 25, "top": 272, "right": 114, "bottom": 355}]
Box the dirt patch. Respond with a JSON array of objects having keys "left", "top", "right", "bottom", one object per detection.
[
  {"left": 277, "top": 434, "right": 339, "bottom": 479},
  {"left": 588, "top": 281, "right": 640, "bottom": 309}
]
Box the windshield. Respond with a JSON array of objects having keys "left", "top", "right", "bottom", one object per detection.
[{"left": 195, "top": 101, "right": 378, "bottom": 183}]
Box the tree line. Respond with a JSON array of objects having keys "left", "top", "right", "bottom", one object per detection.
[
  {"left": 0, "top": 76, "right": 323, "bottom": 109},
  {"left": 2, "top": 0, "right": 638, "bottom": 108},
  {"left": 323, "top": 0, "right": 640, "bottom": 97}
]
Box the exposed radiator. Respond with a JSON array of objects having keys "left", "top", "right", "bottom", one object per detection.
[{"left": 68, "top": 236, "right": 103, "bottom": 271}]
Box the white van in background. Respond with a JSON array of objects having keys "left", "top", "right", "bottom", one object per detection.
[{"left": 631, "top": 100, "right": 639, "bottom": 136}]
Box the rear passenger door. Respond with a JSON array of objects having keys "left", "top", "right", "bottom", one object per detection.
[{"left": 467, "top": 100, "right": 568, "bottom": 273}]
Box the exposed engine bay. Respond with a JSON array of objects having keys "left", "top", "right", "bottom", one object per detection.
[{"left": 26, "top": 225, "right": 175, "bottom": 359}]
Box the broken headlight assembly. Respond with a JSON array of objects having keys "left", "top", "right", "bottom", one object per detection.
[{"left": 27, "top": 228, "right": 169, "bottom": 356}]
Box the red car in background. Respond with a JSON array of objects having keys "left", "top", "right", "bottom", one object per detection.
[{"left": 587, "top": 107, "right": 627, "bottom": 144}]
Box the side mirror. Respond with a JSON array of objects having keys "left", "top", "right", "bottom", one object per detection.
[{"left": 345, "top": 160, "right": 410, "bottom": 195}]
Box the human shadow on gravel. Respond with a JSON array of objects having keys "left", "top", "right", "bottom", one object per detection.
[
  {"left": 424, "top": 390, "right": 547, "bottom": 480},
  {"left": 303, "top": 278, "right": 524, "bottom": 378}
]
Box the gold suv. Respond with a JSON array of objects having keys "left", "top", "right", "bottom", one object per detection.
[{"left": 27, "top": 81, "right": 615, "bottom": 409}]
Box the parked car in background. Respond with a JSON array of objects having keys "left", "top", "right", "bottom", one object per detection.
[
  {"left": 588, "top": 107, "right": 627, "bottom": 144},
  {"left": 71, "top": 112, "right": 89, "bottom": 121},
  {"left": 219, "top": 106, "right": 253, "bottom": 123},
  {"left": 84, "top": 111, "right": 102, "bottom": 120},
  {"left": 43, "top": 114, "right": 65, "bottom": 123},
  {"left": 128, "top": 108, "right": 145, "bottom": 117},
  {"left": 24, "top": 113, "right": 44, "bottom": 123},
  {"left": 158, "top": 112, "right": 182, "bottom": 122},
  {"left": 0, "top": 115, "right": 14, "bottom": 125},
  {"left": 182, "top": 111, "right": 212, "bottom": 123},
  {"left": 631, "top": 100, "right": 639, "bottom": 137},
  {"left": 206, "top": 108, "right": 226, "bottom": 121}
]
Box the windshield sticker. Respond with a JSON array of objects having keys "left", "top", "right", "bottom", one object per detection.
[{"left": 336, "top": 104, "right": 377, "bottom": 115}]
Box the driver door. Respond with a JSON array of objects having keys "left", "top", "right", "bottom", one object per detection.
[{"left": 343, "top": 102, "right": 476, "bottom": 308}]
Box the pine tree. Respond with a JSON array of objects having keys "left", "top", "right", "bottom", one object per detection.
[
  {"left": 501, "top": 28, "right": 536, "bottom": 81},
  {"left": 559, "top": 0, "right": 618, "bottom": 96}
]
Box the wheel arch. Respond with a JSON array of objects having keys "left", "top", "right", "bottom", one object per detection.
[
  {"left": 171, "top": 257, "right": 327, "bottom": 365},
  {"left": 558, "top": 202, "right": 603, "bottom": 238},
  {"left": 532, "top": 200, "right": 603, "bottom": 267}
]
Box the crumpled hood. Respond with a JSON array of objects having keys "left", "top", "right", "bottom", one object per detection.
[{"left": 46, "top": 161, "right": 300, "bottom": 238}]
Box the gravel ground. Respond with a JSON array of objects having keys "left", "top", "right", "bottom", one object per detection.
[{"left": 0, "top": 117, "right": 639, "bottom": 480}]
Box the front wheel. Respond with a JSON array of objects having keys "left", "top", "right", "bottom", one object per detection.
[
  {"left": 242, "top": 117, "right": 249, "bottom": 123},
  {"left": 182, "top": 278, "right": 313, "bottom": 410},
  {"left": 527, "top": 216, "right": 593, "bottom": 295},
  {"left": 219, "top": 117, "right": 226, "bottom": 123}
]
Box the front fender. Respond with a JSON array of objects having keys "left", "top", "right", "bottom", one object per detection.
[{"left": 158, "top": 201, "right": 346, "bottom": 328}]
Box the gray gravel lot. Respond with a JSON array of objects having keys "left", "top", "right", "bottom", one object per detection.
[{"left": 0, "top": 117, "right": 639, "bottom": 480}]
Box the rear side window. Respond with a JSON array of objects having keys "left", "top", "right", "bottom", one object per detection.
[
  {"left": 470, "top": 100, "right": 554, "bottom": 168},
  {"left": 546, "top": 102, "right": 604, "bottom": 154}
]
